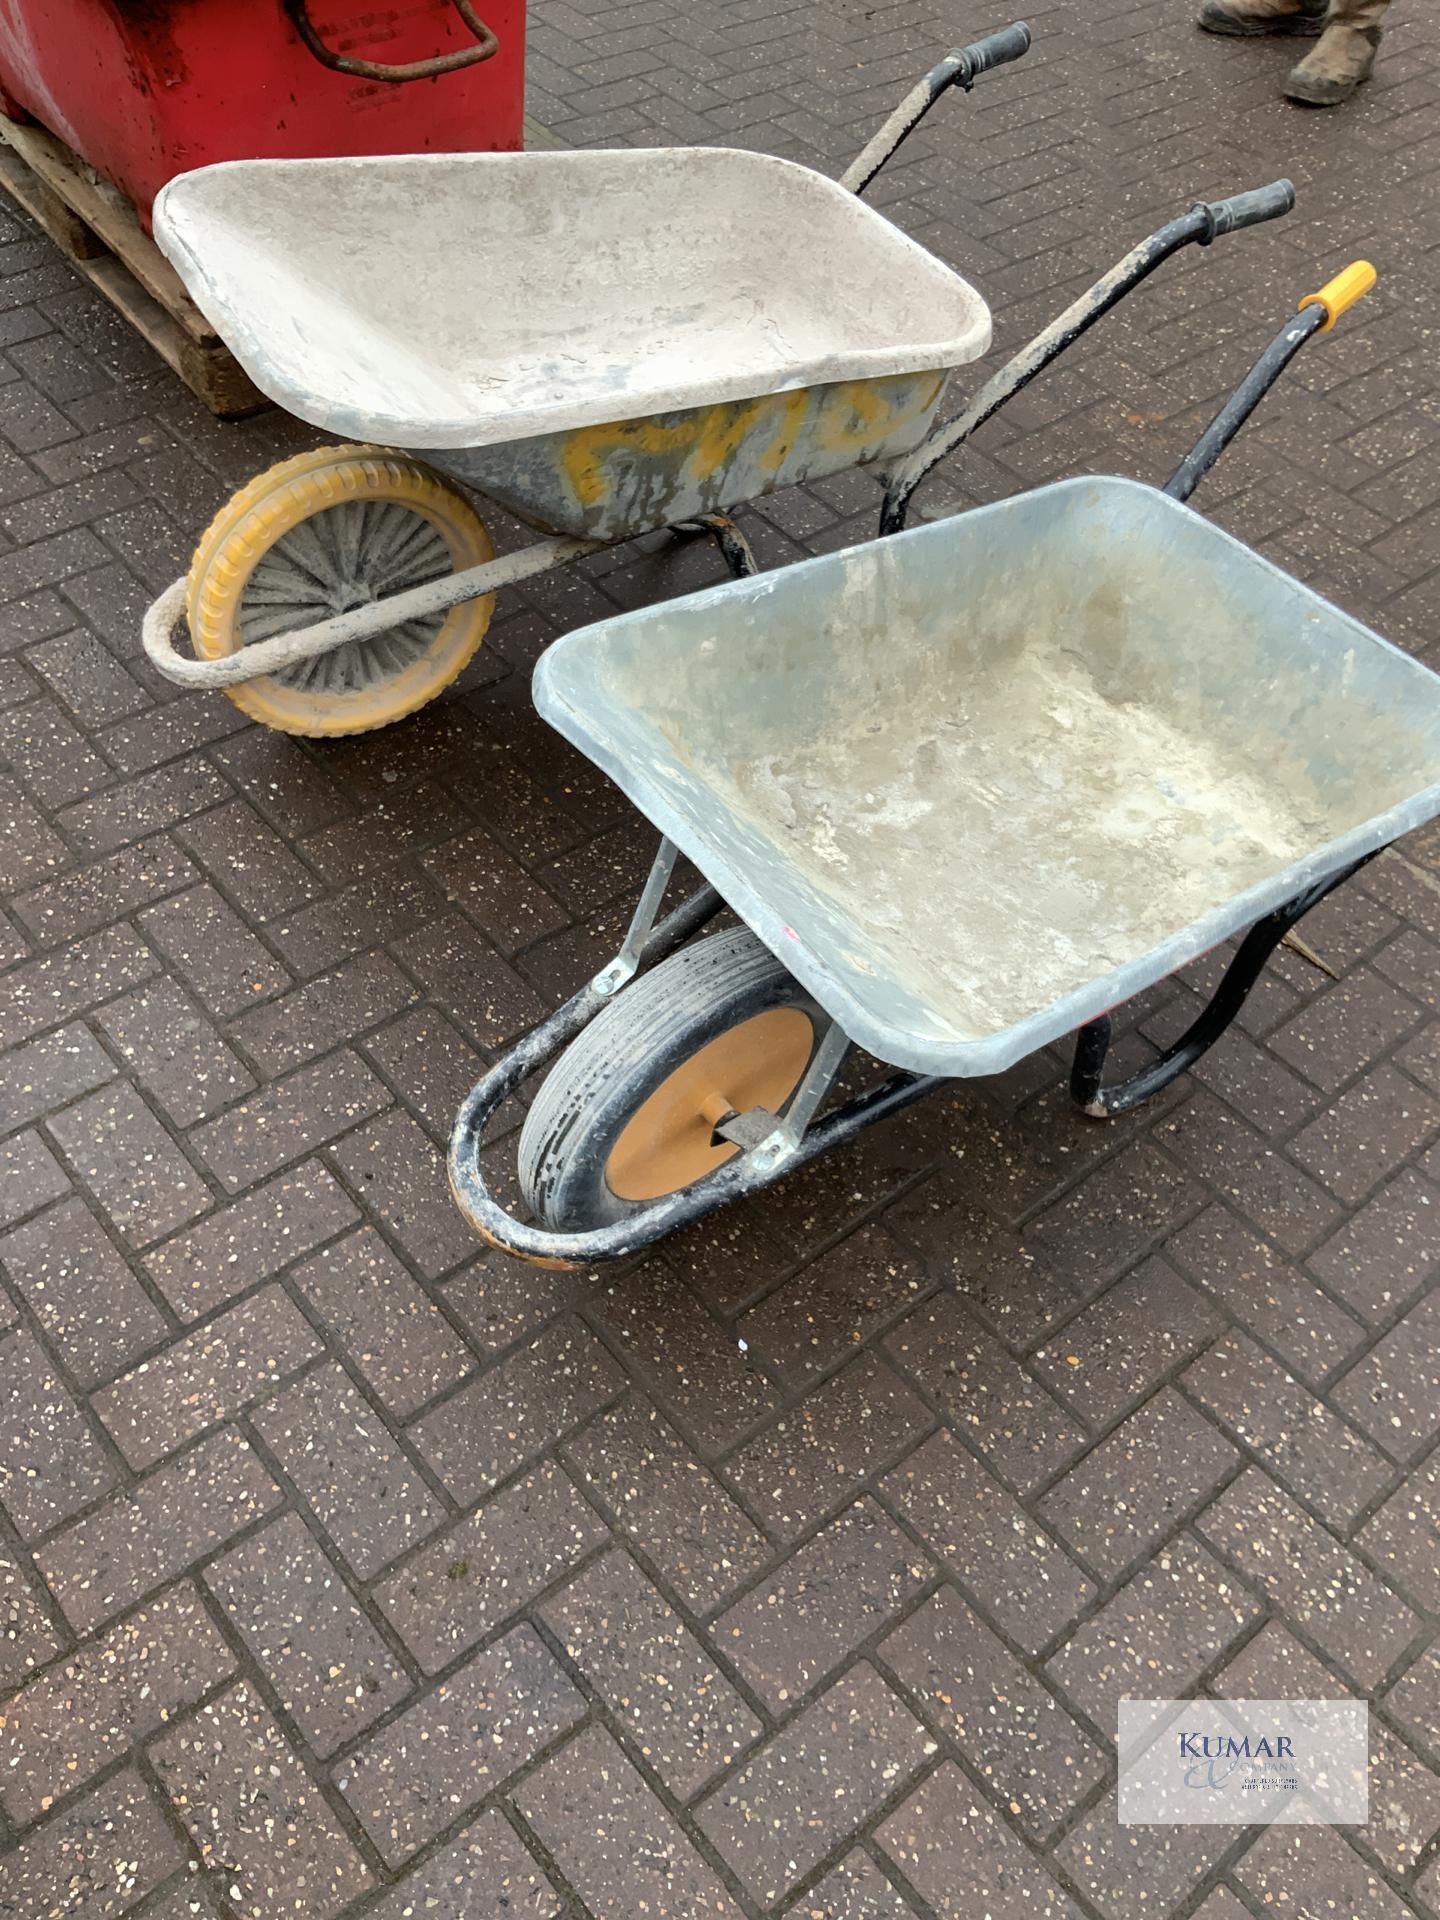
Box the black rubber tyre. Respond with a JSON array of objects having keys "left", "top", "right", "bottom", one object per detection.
[{"left": 518, "top": 926, "right": 823, "bottom": 1232}]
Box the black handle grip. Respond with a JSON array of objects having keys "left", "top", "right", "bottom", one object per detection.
[
  {"left": 953, "top": 22, "right": 1032, "bottom": 86},
  {"left": 1195, "top": 178, "right": 1296, "bottom": 242}
]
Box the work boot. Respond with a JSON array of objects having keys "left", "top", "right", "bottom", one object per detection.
[
  {"left": 1285, "top": 19, "right": 1382, "bottom": 102},
  {"left": 1197, "top": 0, "right": 1326, "bottom": 36}
]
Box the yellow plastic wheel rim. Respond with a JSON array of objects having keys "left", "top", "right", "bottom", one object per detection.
[
  {"left": 605, "top": 1006, "right": 816, "bottom": 1202},
  {"left": 186, "top": 444, "right": 494, "bottom": 737}
]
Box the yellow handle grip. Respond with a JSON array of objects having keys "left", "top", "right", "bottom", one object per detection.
[{"left": 1298, "top": 260, "right": 1377, "bottom": 332}]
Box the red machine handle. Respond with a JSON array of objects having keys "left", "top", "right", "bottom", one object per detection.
[{"left": 284, "top": 0, "right": 499, "bottom": 81}]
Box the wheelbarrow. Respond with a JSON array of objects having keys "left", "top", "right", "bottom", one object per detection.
[
  {"left": 140, "top": 21, "right": 1295, "bottom": 735},
  {"left": 447, "top": 262, "right": 1440, "bottom": 1268}
]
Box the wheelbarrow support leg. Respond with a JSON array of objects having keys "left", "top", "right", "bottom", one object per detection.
[
  {"left": 667, "top": 512, "right": 759, "bottom": 579},
  {"left": 697, "top": 512, "right": 759, "bottom": 580},
  {"left": 1070, "top": 853, "right": 1379, "bottom": 1118},
  {"left": 879, "top": 181, "right": 1295, "bottom": 534}
]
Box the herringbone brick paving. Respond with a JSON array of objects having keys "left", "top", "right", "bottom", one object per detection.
[{"left": 0, "top": 0, "right": 1438, "bottom": 1913}]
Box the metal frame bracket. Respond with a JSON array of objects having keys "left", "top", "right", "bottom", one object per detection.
[
  {"left": 590, "top": 838, "right": 680, "bottom": 996},
  {"left": 747, "top": 1017, "right": 852, "bottom": 1171}
]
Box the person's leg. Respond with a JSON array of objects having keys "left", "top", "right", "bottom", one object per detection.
[
  {"left": 1197, "top": 0, "right": 1326, "bottom": 34},
  {"left": 1286, "top": 0, "right": 1389, "bottom": 103}
]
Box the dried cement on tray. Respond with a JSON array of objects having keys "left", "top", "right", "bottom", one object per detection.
[{"left": 719, "top": 631, "right": 1334, "bottom": 1040}]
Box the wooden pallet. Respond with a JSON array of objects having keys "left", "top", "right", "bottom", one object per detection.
[{"left": 0, "top": 116, "right": 266, "bottom": 418}]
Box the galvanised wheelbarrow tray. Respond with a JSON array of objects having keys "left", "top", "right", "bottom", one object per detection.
[
  {"left": 448, "top": 264, "right": 1440, "bottom": 1268},
  {"left": 138, "top": 20, "right": 1295, "bottom": 736}
]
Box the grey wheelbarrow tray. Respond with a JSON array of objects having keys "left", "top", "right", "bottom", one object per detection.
[
  {"left": 448, "top": 276, "right": 1440, "bottom": 1268},
  {"left": 137, "top": 19, "right": 1298, "bottom": 701},
  {"left": 537, "top": 475, "right": 1439, "bottom": 1082}
]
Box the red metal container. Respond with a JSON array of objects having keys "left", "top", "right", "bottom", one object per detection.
[{"left": 0, "top": 0, "right": 525, "bottom": 230}]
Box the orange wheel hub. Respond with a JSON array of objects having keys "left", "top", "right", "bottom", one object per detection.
[{"left": 604, "top": 1007, "right": 815, "bottom": 1202}]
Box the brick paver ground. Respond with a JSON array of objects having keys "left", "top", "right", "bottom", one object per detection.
[{"left": 1, "top": 1, "right": 1439, "bottom": 1915}]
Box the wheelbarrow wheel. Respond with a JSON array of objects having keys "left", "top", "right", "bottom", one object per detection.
[
  {"left": 519, "top": 926, "right": 824, "bottom": 1233},
  {"left": 186, "top": 445, "right": 494, "bottom": 737}
]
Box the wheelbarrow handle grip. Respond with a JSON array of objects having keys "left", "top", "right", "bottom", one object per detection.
[
  {"left": 840, "top": 22, "right": 1031, "bottom": 194},
  {"left": 1300, "top": 259, "right": 1377, "bottom": 331},
  {"left": 954, "top": 22, "right": 1034, "bottom": 83},
  {"left": 1166, "top": 260, "right": 1378, "bottom": 502},
  {"left": 881, "top": 181, "right": 1299, "bottom": 534},
  {"left": 1195, "top": 179, "right": 1295, "bottom": 241}
]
